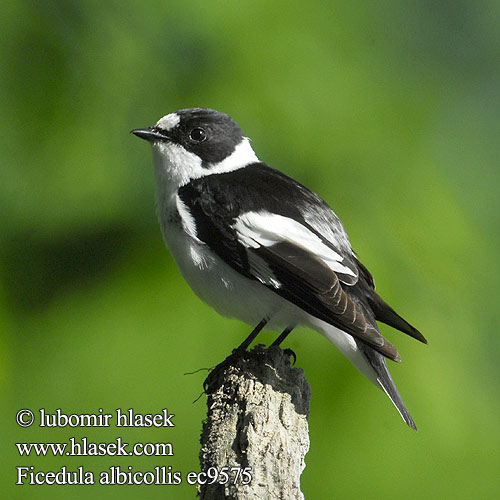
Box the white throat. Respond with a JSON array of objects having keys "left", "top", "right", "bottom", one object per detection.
[{"left": 152, "top": 137, "right": 258, "bottom": 189}]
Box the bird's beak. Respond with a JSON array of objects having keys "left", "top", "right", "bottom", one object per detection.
[{"left": 131, "top": 127, "right": 168, "bottom": 142}]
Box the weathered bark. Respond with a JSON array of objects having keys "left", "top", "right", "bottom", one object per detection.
[{"left": 199, "top": 345, "right": 311, "bottom": 500}]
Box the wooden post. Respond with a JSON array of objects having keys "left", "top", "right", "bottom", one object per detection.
[{"left": 199, "top": 345, "right": 311, "bottom": 499}]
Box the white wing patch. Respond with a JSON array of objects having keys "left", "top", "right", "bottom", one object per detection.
[
  {"left": 234, "top": 211, "right": 357, "bottom": 278},
  {"left": 247, "top": 252, "right": 282, "bottom": 288},
  {"left": 176, "top": 196, "right": 198, "bottom": 239}
]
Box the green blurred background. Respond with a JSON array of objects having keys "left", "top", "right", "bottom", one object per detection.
[{"left": 2, "top": 1, "right": 499, "bottom": 498}]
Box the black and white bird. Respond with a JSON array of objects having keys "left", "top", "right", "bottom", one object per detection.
[{"left": 132, "top": 108, "right": 426, "bottom": 430}]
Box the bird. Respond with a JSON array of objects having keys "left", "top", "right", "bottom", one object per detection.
[{"left": 132, "top": 107, "right": 426, "bottom": 430}]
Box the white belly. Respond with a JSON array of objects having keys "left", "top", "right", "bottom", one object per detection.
[{"left": 163, "top": 224, "right": 301, "bottom": 331}]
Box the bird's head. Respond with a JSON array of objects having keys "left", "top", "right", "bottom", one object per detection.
[{"left": 132, "top": 108, "right": 258, "bottom": 186}]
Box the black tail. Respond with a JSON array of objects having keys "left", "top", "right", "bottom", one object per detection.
[{"left": 358, "top": 341, "right": 418, "bottom": 431}]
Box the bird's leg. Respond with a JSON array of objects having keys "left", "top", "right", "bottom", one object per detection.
[
  {"left": 270, "top": 326, "right": 294, "bottom": 347},
  {"left": 237, "top": 318, "right": 268, "bottom": 351},
  {"left": 270, "top": 326, "right": 297, "bottom": 365}
]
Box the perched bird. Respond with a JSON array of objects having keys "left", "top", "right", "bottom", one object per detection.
[{"left": 132, "top": 108, "right": 426, "bottom": 430}]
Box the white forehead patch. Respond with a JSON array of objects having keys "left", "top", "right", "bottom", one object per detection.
[{"left": 156, "top": 112, "right": 180, "bottom": 131}]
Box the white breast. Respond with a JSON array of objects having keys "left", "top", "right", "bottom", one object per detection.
[{"left": 161, "top": 220, "right": 300, "bottom": 330}]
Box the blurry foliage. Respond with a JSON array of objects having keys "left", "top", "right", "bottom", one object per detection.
[{"left": 1, "top": 0, "right": 499, "bottom": 498}]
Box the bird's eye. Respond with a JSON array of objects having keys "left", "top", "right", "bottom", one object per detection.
[{"left": 189, "top": 127, "right": 207, "bottom": 142}]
